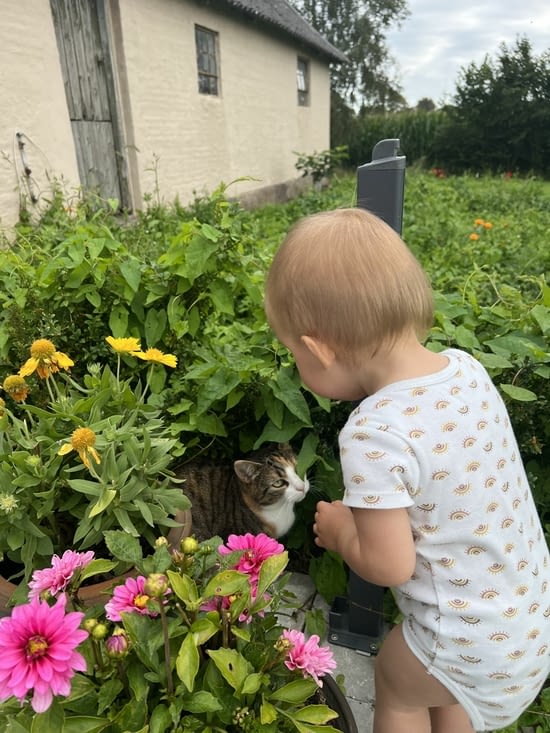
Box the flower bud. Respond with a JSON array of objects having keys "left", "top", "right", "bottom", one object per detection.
[
  {"left": 181, "top": 536, "right": 199, "bottom": 555},
  {"left": 143, "top": 573, "right": 169, "bottom": 598},
  {"left": 82, "top": 618, "right": 98, "bottom": 632},
  {"left": 106, "top": 628, "right": 129, "bottom": 658},
  {"left": 91, "top": 623, "right": 109, "bottom": 640},
  {"left": 155, "top": 536, "right": 169, "bottom": 549}
]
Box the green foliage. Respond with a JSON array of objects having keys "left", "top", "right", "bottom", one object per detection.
[
  {"left": 341, "top": 108, "right": 448, "bottom": 168},
  {"left": 430, "top": 37, "right": 550, "bottom": 175},
  {"left": 1, "top": 169, "right": 549, "bottom": 617},
  {"left": 294, "top": 146, "right": 349, "bottom": 183},
  {"left": 0, "top": 342, "right": 190, "bottom": 586},
  {"left": 0, "top": 532, "right": 341, "bottom": 732},
  {"left": 290, "top": 0, "right": 408, "bottom": 109}
]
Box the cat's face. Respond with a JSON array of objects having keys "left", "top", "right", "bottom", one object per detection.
[{"left": 233, "top": 443, "right": 309, "bottom": 508}]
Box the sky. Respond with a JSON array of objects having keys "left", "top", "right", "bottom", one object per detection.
[{"left": 386, "top": 0, "right": 550, "bottom": 107}]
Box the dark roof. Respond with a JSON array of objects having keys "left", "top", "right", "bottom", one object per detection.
[{"left": 205, "top": 0, "right": 348, "bottom": 64}]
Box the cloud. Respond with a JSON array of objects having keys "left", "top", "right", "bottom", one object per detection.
[{"left": 387, "top": 0, "right": 550, "bottom": 105}]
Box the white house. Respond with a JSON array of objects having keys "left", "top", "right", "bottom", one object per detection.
[{"left": 0, "top": 0, "right": 346, "bottom": 229}]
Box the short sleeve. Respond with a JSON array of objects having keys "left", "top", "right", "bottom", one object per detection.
[{"left": 339, "top": 422, "right": 419, "bottom": 510}]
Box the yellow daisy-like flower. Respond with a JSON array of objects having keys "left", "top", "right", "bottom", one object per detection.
[
  {"left": 58, "top": 427, "right": 101, "bottom": 470},
  {"left": 105, "top": 336, "right": 142, "bottom": 354},
  {"left": 474, "top": 218, "right": 485, "bottom": 226},
  {"left": 134, "top": 348, "right": 177, "bottom": 368},
  {"left": 482, "top": 221, "right": 493, "bottom": 229},
  {"left": 19, "top": 338, "right": 74, "bottom": 379},
  {"left": 2, "top": 375, "right": 30, "bottom": 402},
  {"left": 469, "top": 233, "right": 480, "bottom": 241}
]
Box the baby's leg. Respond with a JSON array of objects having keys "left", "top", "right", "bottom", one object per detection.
[{"left": 374, "top": 623, "right": 475, "bottom": 733}]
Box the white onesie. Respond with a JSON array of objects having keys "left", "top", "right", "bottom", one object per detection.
[{"left": 339, "top": 349, "right": 550, "bottom": 731}]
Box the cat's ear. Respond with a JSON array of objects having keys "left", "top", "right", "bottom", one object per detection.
[
  {"left": 301, "top": 335, "right": 335, "bottom": 369},
  {"left": 234, "top": 460, "right": 263, "bottom": 483}
]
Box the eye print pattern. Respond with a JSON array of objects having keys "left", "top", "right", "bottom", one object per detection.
[{"left": 341, "top": 351, "right": 550, "bottom": 714}]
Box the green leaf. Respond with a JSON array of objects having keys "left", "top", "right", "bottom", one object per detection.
[
  {"left": 62, "top": 716, "right": 111, "bottom": 733},
  {"left": 185, "top": 237, "right": 219, "bottom": 283},
  {"left": 273, "top": 369, "right": 312, "bottom": 426},
  {"left": 190, "top": 616, "right": 220, "bottom": 645},
  {"left": 203, "top": 569, "right": 249, "bottom": 599},
  {"left": 241, "top": 672, "right": 263, "bottom": 695},
  {"left": 261, "top": 700, "right": 278, "bottom": 724},
  {"left": 167, "top": 570, "right": 200, "bottom": 606},
  {"left": 88, "top": 487, "right": 117, "bottom": 517},
  {"left": 104, "top": 530, "right": 143, "bottom": 564},
  {"left": 207, "top": 647, "right": 251, "bottom": 692},
  {"left": 119, "top": 259, "right": 142, "bottom": 293},
  {"left": 269, "top": 678, "right": 318, "bottom": 703},
  {"left": 292, "top": 704, "right": 339, "bottom": 724},
  {"left": 79, "top": 558, "right": 118, "bottom": 583},
  {"left": 254, "top": 551, "right": 288, "bottom": 602},
  {"left": 108, "top": 305, "right": 129, "bottom": 336},
  {"left": 499, "top": 384, "right": 538, "bottom": 402},
  {"left": 181, "top": 690, "right": 223, "bottom": 714},
  {"left": 144, "top": 308, "right": 167, "bottom": 347},
  {"left": 176, "top": 632, "right": 200, "bottom": 692}
]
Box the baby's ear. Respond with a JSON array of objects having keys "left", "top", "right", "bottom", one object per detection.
[{"left": 301, "top": 335, "right": 335, "bottom": 369}]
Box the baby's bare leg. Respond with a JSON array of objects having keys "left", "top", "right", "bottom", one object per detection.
[{"left": 373, "top": 623, "right": 475, "bottom": 733}]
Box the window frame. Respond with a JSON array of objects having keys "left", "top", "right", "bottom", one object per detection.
[
  {"left": 195, "top": 25, "right": 219, "bottom": 96},
  {"left": 297, "top": 56, "right": 309, "bottom": 106}
]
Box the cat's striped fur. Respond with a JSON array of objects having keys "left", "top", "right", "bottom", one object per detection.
[{"left": 174, "top": 443, "right": 309, "bottom": 541}]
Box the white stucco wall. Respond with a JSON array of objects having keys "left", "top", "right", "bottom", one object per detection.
[
  {"left": 117, "top": 0, "right": 332, "bottom": 206},
  {"left": 0, "top": 1, "right": 80, "bottom": 232}
]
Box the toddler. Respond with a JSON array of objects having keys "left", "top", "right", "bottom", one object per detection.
[{"left": 264, "top": 207, "right": 550, "bottom": 733}]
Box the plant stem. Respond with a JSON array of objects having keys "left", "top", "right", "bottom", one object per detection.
[{"left": 159, "top": 602, "right": 174, "bottom": 696}]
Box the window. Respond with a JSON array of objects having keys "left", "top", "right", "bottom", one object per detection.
[
  {"left": 195, "top": 25, "right": 219, "bottom": 95},
  {"left": 297, "top": 57, "right": 309, "bottom": 106}
]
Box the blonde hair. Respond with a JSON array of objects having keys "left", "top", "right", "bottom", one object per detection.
[{"left": 264, "top": 208, "right": 433, "bottom": 356}]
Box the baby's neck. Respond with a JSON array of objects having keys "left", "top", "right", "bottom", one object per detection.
[{"left": 361, "top": 337, "right": 449, "bottom": 395}]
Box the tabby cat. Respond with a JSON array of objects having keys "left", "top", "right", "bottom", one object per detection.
[{"left": 174, "top": 443, "right": 309, "bottom": 541}]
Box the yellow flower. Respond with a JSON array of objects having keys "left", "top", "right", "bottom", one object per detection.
[
  {"left": 19, "top": 339, "right": 74, "bottom": 379},
  {"left": 58, "top": 427, "right": 101, "bottom": 470},
  {"left": 105, "top": 336, "right": 142, "bottom": 354},
  {"left": 134, "top": 348, "right": 177, "bottom": 368},
  {"left": 482, "top": 221, "right": 493, "bottom": 229},
  {"left": 474, "top": 218, "right": 485, "bottom": 226},
  {"left": 2, "top": 375, "right": 30, "bottom": 402},
  {"left": 469, "top": 233, "right": 480, "bottom": 241}
]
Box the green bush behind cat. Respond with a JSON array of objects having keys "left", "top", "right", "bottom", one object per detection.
[{"left": 0, "top": 171, "right": 549, "bottom": 609}]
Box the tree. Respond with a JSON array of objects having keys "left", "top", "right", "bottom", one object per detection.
[
  {"left": 291, "top": 0, "right": 409, "bottom": 111},
  {"left": 430, "top": 37, "right": 550, "bottom": 174},
  {"left": 416, "top": 97, "right": 435, "bottom": 112}
]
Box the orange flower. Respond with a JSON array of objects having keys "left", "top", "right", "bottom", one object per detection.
[
  {"left": 2, "top": 375, "right": 30, "bottom": 402},
  {"left": 469, "top": 233, "right": 480, "bottom": 241},
  {"left": 19, "top": 339, "right": 74, "bottom": 379},
  {"left": 58, "top": 427, "right": 101, "bottom": 470},
  {"left": 474, "top": 218, "right": 485, "bottom": 226},
  {"left": 482, "top": 222, "right": 493, "bottom": 229},
  {"left": 134, "top": 348, "right": 177, "bottom": 368}
]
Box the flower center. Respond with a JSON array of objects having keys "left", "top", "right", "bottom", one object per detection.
[
  {"left": 26, "top": 635, "right": 49, "bottom": 658},
  {"left": 0, "top": 493, "right": 19, "bottom": 513},
  {"left": 71, "top": 427, "right": 97, "bottom": 450},
  {"left": 30, "top": 339, "right": 56, "bottom": 359},
  {"left": 3, "top": 375, "right": 26, "bottom": 391},
  {"left": 134, "top": 594, "right": 150, "bottom": 609}
]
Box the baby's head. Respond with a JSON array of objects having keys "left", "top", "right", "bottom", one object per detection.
[{"left": 264, "top": 207, "right": 433, "bottom": 360}]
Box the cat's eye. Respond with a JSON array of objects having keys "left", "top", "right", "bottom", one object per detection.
[{"left": 272, "top": 479, "right": 287, "bottom": 488}]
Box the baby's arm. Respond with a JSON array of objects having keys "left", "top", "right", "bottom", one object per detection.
[{"left": 314, "top": 500, "right": 415, "bottom": 587}]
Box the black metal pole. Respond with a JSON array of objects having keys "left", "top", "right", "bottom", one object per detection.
[{"left": 328, "top": 139, "right": 406, "bottom": 655}]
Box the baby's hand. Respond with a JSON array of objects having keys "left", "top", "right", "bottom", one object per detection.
[{"left": 313, "top": 500, "right": 356, "bottom": 553}]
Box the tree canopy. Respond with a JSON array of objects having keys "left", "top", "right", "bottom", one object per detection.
[{"left": 291, "top": 0, "right": 409, "bottom": 111}]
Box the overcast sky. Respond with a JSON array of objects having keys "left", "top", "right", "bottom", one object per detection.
[{"left": 386, "top": 0, "right": 550, "bottom": 107}]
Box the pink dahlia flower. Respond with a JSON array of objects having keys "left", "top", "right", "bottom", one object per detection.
[
  {"left": 219, "top": 533, "right": 284, "bottom": 582},
  {"left": 281, "top": 629, "right": 337, "bottom": 686},
  {"left": 29, "top": 549, "right": 95, "bottom": 599},
  {"left": 105, "top": 575, "right": 168, "bottom": 622},
  {"left": 0, "top": 594, "right": 87, "bottom": 713}
]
